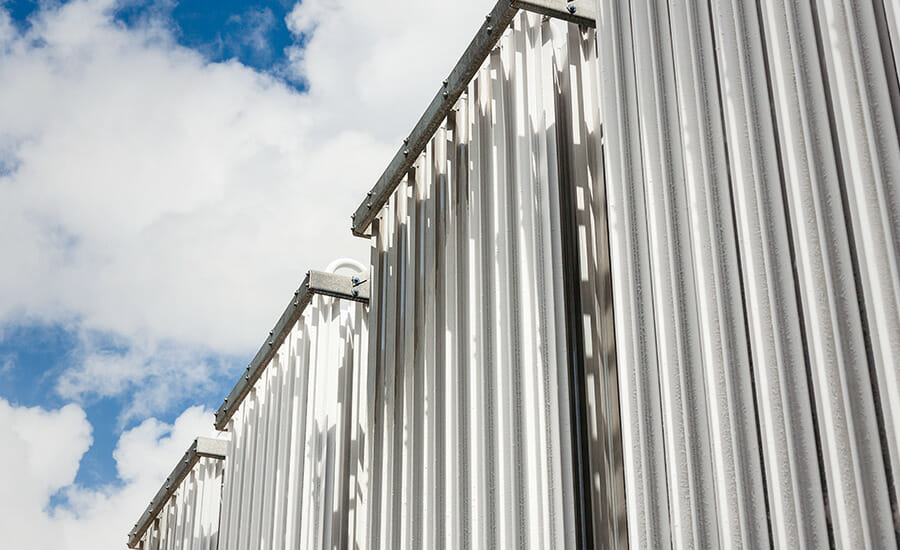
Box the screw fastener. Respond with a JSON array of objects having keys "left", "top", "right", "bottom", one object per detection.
[{"left": 567, "top": 3, "right": 576, "bottom": 13}]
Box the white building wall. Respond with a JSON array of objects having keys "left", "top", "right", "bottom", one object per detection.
[
  {"left": 217, "top": 294, "right": 368, "bottom": 550},
  {"left": 363, "top": 13, "right": 620, "bottom": 550},
  {"left": 594, "top": 0, "right": 900, "bottom": 547},
  {"left": 134, "top": 458, "right": 224, "bottom": 550}
]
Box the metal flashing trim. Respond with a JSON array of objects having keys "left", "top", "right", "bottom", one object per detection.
[
  {"left": 516, "top": 0, "right": 596, "bottom": 24},
  {"left": 214, "top": 270, "right": 369, "bottom": 430},
  {"left": 127, "top": 437, "right": 228, "bottom": 548},
  {"left": 350, "top": 0, "right": 595, "bottom": 237}
]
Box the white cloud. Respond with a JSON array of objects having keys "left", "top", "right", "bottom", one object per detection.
[
  {"left": 0, "top": 397, "right": 217, "bottom": 549},
  {"left": 0, "top": 0, "right": 489, "bottom": 414},
  {"left": 0, "top": 0, "right": 495, "bottom": 545}
]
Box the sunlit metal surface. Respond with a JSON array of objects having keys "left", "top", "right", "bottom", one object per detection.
[
  {"left": 594, "top": 0, "right": 900, "bottom": 547},
  {"left": 217, "top": 290, "right": 368, "bottom": 550},
  {"left": 363, "top": 13, "right": 625, "bottom": 549},
  {"left": 128, "top": 438, "right": 227, "bottom": 550}
]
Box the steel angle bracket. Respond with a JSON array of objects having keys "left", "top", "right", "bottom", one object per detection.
[
  {"left": 127, "top": 437, "right": 229, "bottom": 549},
  {"left": 350, "top": 0, "right": 595, "bottom": 238},
  {"left": 213, "top": 270, "right": 369, "bottom": 431}
]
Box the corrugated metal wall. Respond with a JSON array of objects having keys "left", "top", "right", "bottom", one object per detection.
[
  {"left": 594, "top": 0, "right": 900, "bottom": 547},
  {"left": 134, "top": 458, "right": 224, "bottom": 550},
  {"left": 217, "top": 294, "right": 368, "bottom": 550},
  {"left": 364, "top": 13, "right": 624, "bottom": 549}
]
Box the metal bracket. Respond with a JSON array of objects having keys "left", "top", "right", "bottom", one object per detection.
[
  {"left": 127, "top": 437, "right": 229, "bottom": 548},
  {"left": 213, "top": 269, "right": 369, "bottom": 430},
  {"left": 350, "top": 0, "right": 595, "bottom": 238}
]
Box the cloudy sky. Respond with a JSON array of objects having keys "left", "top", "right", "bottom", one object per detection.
[{"left": 0, "top": 0, "right": 486, "bottom": 546}]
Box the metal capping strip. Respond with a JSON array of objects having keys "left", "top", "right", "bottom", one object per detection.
[
  {"left": 350, "top": 0, "right": 596, "bottom": 237},
  {"left": 214, "top": 270, "right": 369, "bottom": 430},
  {"left": 127, "top": 437, "right": 229, "bottom": 548}
]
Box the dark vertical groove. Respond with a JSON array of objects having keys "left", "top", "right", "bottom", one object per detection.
[
  {"left": 500, "top": 43, "right": 527, "bottom": 548},
  {"left": 868, "top": 1, "right": 900, "bottom": 541},
  {"left": 554, "top": 62, "right": 595, "bottom": 550},
  {"left": 369, "top": 221, "right": 386, "bottom": 549},
  {"left": 477, "top": 73, "right": 498, "bottom": 549},
  {"left": 434, "top": 122, "right": 449, "bottom": 550},
  {"left": 621, "top": 0, "right": 673, "bottom": 544},
  {"left": 701, "top": 0, "right": 778, "bottom": 547},
  {"left": 390, "top": 180, "right": 410, "bottom": 550},
  {"left": 808, "top": 0, "right": 876, "bottom": 546},
  {"left": 455, "top": 105, "right": 472, "bottom": 549},
  {"left": 752, "top": 2, "right": 823, "bottom": 548},
  {"left": 872, "top": 0, "right": 900, "bottom": 137}
]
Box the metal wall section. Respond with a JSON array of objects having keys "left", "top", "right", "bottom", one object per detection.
[
  {"left": 364, "top": 13, "right": 624, "bottom": 549},
  {"left": 594, "top": 0, "right": 900, "bottom": 547},
  {"left": 134, "top": 457, "right": 224, "bottom": 550},
  {"left": 217, "top": 293, "right": 368, "bottom": 550}
]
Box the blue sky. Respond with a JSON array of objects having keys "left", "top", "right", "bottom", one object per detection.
[
  {"left": 0, "top": 0, "right": 486, "bottom": 546},
  {"left": 0, "top": 0, "right": 296, "bottom": 497},
  {"left": 6, "top": 0, "right": 299, "bottom": 74}
]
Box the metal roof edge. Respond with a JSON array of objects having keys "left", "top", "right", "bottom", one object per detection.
[
  {"left": 126, "top": 436, "right": 229, "bottom": 548},
  {"left": 350, "top": 0, "right": 595, "bottom": 238},
  {"left": 213, "top": 270, "right": 369, "bottom": 431}
]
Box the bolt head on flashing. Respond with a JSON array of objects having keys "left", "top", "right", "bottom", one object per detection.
[
  {"left": 567, "top": 3, "right": 576, "bottom": 13},
  {"left": 443, "top": 91, "right": 449, "bottom": 98},
  {"left": 403, "top": 149, "right": 409, "bottom": 156},
  {"left": 487, "top": 26, "right": 493, "bottom": 34}
]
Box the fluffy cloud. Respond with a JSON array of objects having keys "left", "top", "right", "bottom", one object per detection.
[
  {"left": 0, "top": 0, "right": 489, "bottom": 543},
  {"left": 0, "top": 0, "right": 489, "bottom": 417},
  {"left": 0, "top": 398, "right": 217, "bottom": 549}
]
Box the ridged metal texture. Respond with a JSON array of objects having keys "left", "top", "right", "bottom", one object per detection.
[
  {"left": 594, "top": 0, "right": 900, "bottom": 547},
  {"left": 133, "top": 458, "right": 224, "bottom": 550},
  {"left": 217, "top": 294, "right": 368, "bottom": 550},
  {"left": 364, "top": 13, "right": 624, "bottom": 549}
]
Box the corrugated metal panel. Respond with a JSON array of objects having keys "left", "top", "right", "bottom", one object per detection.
[
  {"left": 130, "top": 446, "right": 226, "bottom": 550},
  {"left": 594, "top": 0, "right": 900, "bottom": 547},
  {"left": 363, "top": 13, "right": 624, "bottom": 549},
  {"left": 217, "top": 290, "right": 368, "bottom": 550}
]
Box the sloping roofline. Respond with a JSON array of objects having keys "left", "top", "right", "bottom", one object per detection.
[
  {"left": 213, "top": 270, "right": 370, "bottom": 430},
  {"left": 127, "top": 437, "right": 229, "bottom": 548},
  {"left": 350, "top": 0, "right": 596, "bottom": 237}
]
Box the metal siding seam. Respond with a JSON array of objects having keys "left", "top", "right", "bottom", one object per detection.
[
  {"left": 595, "top": 0, "right": 900, "bottom": 547},
  {"left": 452, "top": 98, "right": 472, "bottom": 550},
  {"left": 811, "top": 0, "right": 899, "bottom": 546},
  {"left": 596, "top": 0, "right": 670, "bottom": 546},
  {"left": 432, "top": 120, "right": 450, "bottom": 550},
  {"left": 358, "top": 15, "right": 614, "bottom": 549},
  {"left": 443, "top": 107, "right": 462, "bottom": 550},
  {"left": 512, "top": 18, "right": 543, "bottom": 549},
  {"left": 490, "top": 37, "right": 521, "bottom": 549},
  {"left": 578, "top": 17, "right": 628, "bottom": 548},
  {"left": 528, "top": 18, "right": 565, "bottom": 548},
  {"left": 542, "top": 19, "right": 580, "bottom": 549}
]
